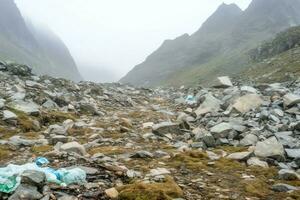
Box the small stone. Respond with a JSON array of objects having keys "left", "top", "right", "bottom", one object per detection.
[
  {"left": 227, "top": 151, "right": 252, "bottom": 161},
  {"left": 152, "top": 122, "right": 181, "bottom": 136},
  {"left": 105, "top": 188, "right": 119, "bottom": 199},
  {"left": 130, "top": 150, "right": 153, "bottom": 158},
  {"left": 283, "top": 93, "right": 300, "bottom": 107},
  {"left": 278, "top": 169, "right": 300, "bottom": 180},
  {"left": 285, "top": 149, "right": 300, "bottom": 159},
  {"left": 272, "top": 183, "right": 298, "bottom": 192},
  {"left": 247, "top": 157, "right": 269, "bottom": 168},
  {"left": 213, "top": 76, "right": 233, "bottom": 88},
  {"left": 3, "top": 110, "right": 17, "bottom": 120},
  {"left": 240, "top": 134, "right": 258, "bottom": 146}
]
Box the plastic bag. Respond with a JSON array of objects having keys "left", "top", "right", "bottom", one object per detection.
[
  {"left": 185, "top": 95, "right": 196, "bottom": 105},
  {"left": 0, "top": 157, "right": 87, "bottom": 193},
  {"left": 0, "top": 175, "right": 19, "bottom": 194},
  {"left": 57, "top": 168, "right": 86, "bottom": 185}
]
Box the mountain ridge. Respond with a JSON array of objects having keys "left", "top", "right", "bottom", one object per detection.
[
  {"left": 121, "top": 0, "right": 300, "bottom": 87},
  {"left": 0, "top": 0, "right": 82, "bottom": 81}
]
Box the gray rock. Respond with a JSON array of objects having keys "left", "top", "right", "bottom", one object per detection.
[
  {"left": 50, "top": 135, "right": 69, "bottom": 145},
  {"left": 152, "top": 122, "right": 181, "bottom": 136},
  {"left": 275, "top": 132, "right": 297, "bottom": 148},
  {"left": 240, "top": 134, "right": 258, "bottom": 147},
  {"left": 272, "top": 183, "right": 298, "bottom": 192},
  {"left": 285, "top": 149, "right": 300, "bottom": 159},
  {"left": 278, "top": 169, "right": 300, "bottom": 180},
  {"left": 130, "top": 150, "right": 153, "bottom": 158},
  {"left": 48, "top": 124, "right": 67, "bottom": 135},
  {"left": 254, "top": 137, "right": 285, "bottom": 160},
  {"left": 42, "top": 99, "right": 58, "bottom": 109},
  {"left": 213, "top": 76, "right": 233, "bottom": 88},
  {"left": 232, "top": 94, "right": 263, "bottom": 113},
  {"left": 59, "top": 142, "right": 87, "bottom": 156},
  {"left": 8, "top": 100, "right": 40, "bottom": 115},
  {"left": 9, "top": 136, "right": 48, "bottom": 147},
  {"left": 210, "top": 122, "right": 232, "bottom": 138},
  {"left": 8, "top": 184, "right": 43, "bottom": 200},
  {"left": 202, "top": 133, "right": 216, "bottom": 147},
  {"left": 3, "top": 110, "right": 17, "bottom": 120},
  {"left": 194, "top": 94, "right": 221, "bottom": 116},
  {"left": 21, "top": 170, "right": 46, "bottom": 186},
  {"left": 283, "top": 93, "right": 300, "bottom": 107},
  {"left": 247, "top": 157, "right": 269, "bottom": 168},
  {"left": 241, "top": 86, "right": 258, "bottom": 93},
  {"left": 227, "top": 151, "right": 252, "bottom": 161}
]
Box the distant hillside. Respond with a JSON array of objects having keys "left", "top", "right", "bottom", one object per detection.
[
  {"left": 121, "top": 0, "right": 300, "bottom": 87},
  {"left": 240, "top": 26, "right": 300, "bottom": 83},
  {"left": 0, "top": 0, "right": 82, "bottom": 81}
]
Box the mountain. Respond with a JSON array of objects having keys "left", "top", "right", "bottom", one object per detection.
[
  {"left": 240, "top": 26, "right": 300, "bottom": 83},
  {"left": 0, "top": 0, "right": 82, "bottom": 81},
  {"left": 121, "top": 0, "right": 300, "bottom": 87}
]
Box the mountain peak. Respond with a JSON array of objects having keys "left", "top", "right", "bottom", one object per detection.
[{"left": 199, "top": 2, "right": 242, "bottom": 33}]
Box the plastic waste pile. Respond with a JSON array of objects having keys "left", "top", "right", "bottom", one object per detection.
[{"left": 0, "top": 157, "right": 86, "bottom": 193}]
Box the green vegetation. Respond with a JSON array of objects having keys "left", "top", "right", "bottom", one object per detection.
[{"left": 117, "top": 176, "right": 183, "bottom": 200}]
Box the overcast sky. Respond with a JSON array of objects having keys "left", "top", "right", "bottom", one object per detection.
[{"left": 15, "top": 0, "right": 251, "bottom": 82}]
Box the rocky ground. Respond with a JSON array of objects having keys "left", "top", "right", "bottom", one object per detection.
[{"left": 1, "top": 64, "right": 300, "bottom": 200}]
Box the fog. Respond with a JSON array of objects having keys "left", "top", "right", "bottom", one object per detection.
[{"left": 15, "top": 0, "right": 251, "bottom": 82}]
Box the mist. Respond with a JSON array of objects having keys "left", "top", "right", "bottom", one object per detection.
[{"left": 15, "top": 0, "right": 251, "bottom": 82}]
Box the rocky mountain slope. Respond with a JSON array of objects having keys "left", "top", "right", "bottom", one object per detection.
[
  {"left": 240, "top": 26, "right": 300, "bottom": 83},
  {"left": 121, "top": 0, "right": 300, "bottom": 87},
  {"left": 1, "top": 63, "right": 300, "bottom": 199},
  {"left": 0, "top": 0, "right": 82, "bottom": 81}
]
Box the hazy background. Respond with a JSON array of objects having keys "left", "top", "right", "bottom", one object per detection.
[{"left": 15, "top": 0, "right": 251, "bottom": 82}]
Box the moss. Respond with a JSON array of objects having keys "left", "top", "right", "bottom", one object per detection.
[
  {"left": 21, "top": 132, "right": 40, "bottom": 139},
  {"left": 0, "top": 146, "right": 13, "bottom": 161},
  {"left": 244, "top": 179, "right": 270, "bottom": 197},
  {"left": 168, "top": 151, "right": 208, "bottom": 170},
  {"left": 216, "top": 146, "right": 248, "bottom": 154},
  {"left": 89, "top": 146, "right": 132, "bottom": 155},
  {"left": 31, "top": 145, "right": 53, "bottom": 154},
  {"left": 0, "top": 126, "right": 18, "bottom": 140},
  {"left": 117, "top": 176, "right": 183, "bottom": 200},
  {"left": 8, "top": 108, "right": 37, "bottom": 132},
  {"left": 40, "top": 111, "right": 77, "bottom": 125}
]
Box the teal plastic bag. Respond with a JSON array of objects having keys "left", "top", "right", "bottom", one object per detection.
[{"left": 0, "top": 175, "right": 20, "bottom": 194}]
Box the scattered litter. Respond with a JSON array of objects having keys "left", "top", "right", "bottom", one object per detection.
[{"left": 0, "top": 157, "right": 86, "bottom": 193}]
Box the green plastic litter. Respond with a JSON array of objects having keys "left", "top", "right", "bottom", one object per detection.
[{"left": 0, "top": 175, "right": 19, "bottom": 194}]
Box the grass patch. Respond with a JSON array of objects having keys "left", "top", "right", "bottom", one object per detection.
[
  {"left": 40, "top": 111, "right": 77, "bottom": 125},
  {"left": 0, "top": 126, "right": 18, "bottom": 140},
  {"left": 31, "top": 145, "right": 53, "bottom": 155},
  {"left": 117, "top": 176, "right": 183, "bottom": 200},
  {"left": 0, "top": 146, "right": 13, "bottom": 161}
]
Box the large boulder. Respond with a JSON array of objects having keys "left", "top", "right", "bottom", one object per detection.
[
  {"left": 210, "top": 122, "right": 232, "bottom": 139},
  {"left": 254, "top": 137, "right": 285, "bottom": 160},
  {"left": 213, "top": 76, "right": 233, "bottom": 88},
  {"left": 194, "top": 94, "right": 221, "bottom": 116},
  {"left": 60, "top": 141, "right": 87, "bottom": 156},
  {"left": 8, "top": 100, "right": 40, "bottom": 115},
  {"left": 232, "top": 94, "right": 263, "bottom": 113},
  {"left": 283, "top": 93, "right": 300, "bottom": 107}
]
